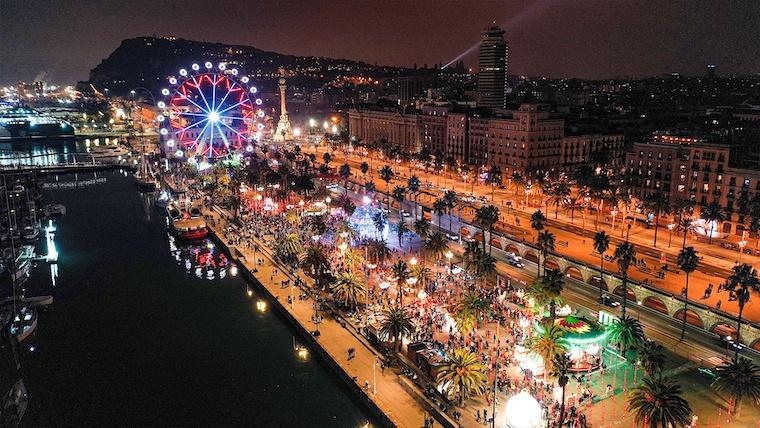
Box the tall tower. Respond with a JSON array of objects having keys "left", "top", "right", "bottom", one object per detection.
[
  {"left": 477, "top": 25, "right": 508, "bottom": 110},
  {"left": 274, "top": 68, "right": 293, "bottom": 142}
]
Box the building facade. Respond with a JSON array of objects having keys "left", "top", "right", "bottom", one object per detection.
[
  {"left": 477, "top": 26, "right": 508, "bottom": 110},
  {"left": 347, "top": 108, "right": 421, "bottom": 154},
  {"left": 626, "top": 139, "right": 760, "bottom": 236}
]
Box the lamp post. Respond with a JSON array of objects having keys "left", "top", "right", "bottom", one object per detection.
[
  {"left": 582, "top": 196, "right": 590, "bottom": 234},
  {"left": 611, "top": 209, "right": 618, "bottom": 230},
  {"left": 445, "top": 251, "right": 453, "bottom": 273},
  {"left": 667, "top": 223, "right": 675, "bottom": 248},
  {"left": 739, "top": 239, "right": 748, "bottom": 263}
]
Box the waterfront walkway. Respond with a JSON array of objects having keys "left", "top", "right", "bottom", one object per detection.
[{"left": 203, "top": 207, "right": 441, "bottom": 428}]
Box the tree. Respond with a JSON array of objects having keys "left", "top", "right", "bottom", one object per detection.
[
  {"left": 712, "top": 356, "right": 760, "bottom": 415},
  {"left": 338, "top": 163, "right": 351, "bottom": 194},
  {"left": 392, "top": 185, "right": 407, "bottom": 218},
  {"left": 676, "top": 246, "right": 699, "bottom": 341},
  {"left": 372, "top": 211, "right": 387, "bottom": 239},
  {"left": 593, "top": 231, "right": 611, "bottom": 300},
  {"left": 275, "top": 233, "right": 302, "bottom": 266},
  {"left": 436, "top": 348, "right": 487, "bottom": 405},
  {"left": 443, "top": 190, "right": 457, "bottom": 233},
  {"left": 628, "top": 377, "right": 692, "bottom": 428},
  {"left": 411, "top": 264, "right": 432, "bottom": 292},
  {"left": 368, "top": 239, "right": 391, "bottom": 266},
  {"left": 433, "top": 198, "right": 448, "bottom": 229},
  {"left": 474, "top": 204, "right": 499, "bottom": 253},
  {"left": 613, "top": 241, "right": 637, "bottom": 318},
  {"left": 379, "top": 165, "right": 394, "bottom": 213},
  {"left": 700, "top": 201, "right": 726, "bottom": 244},
  {"left": 608, "top": 315, "right": 644, "bottom": 354},
  {"left": 424, "top": 232, "right": 449, "bottom": 261},
  {"left": 455, "top": 291, "right": 491, "bottom": 326},
  {"left": 550, "top": 182, "right": 571, "bottom": 219},
  {"left": 541, "top": 268, "right": 565, "bottom": 320},
  {"left": 537, "top": 230, "right": 556, "bottom": 278},
  {"left": 485, "top": 165, "right": 502, "bottom": 201},
  {"left": 637, "top": 340, "right": 666, "bottom": 378},
  {"left": 549, "top": 353, "right": 571, "bottom": 427},
  {"left": 641, "top": 192, "right": 671, "bottom": 247},
  {"left": 360, "top": 161, "right": 369, "bottom": 179},
  {"left": 378, "top": 305, "right": 414, "bottom": 353},
  {"left": 529, "top": 324, "right": 566, "bottom": 371},
  {"left": 413, "top": 218, "right": 431, "bottom": 242},
  {"left": 511, "top": 172, "right": 525, "bottom": 196},
  {"left": 723, "top": 263, "right": 760, "bottom": 351},
  {"left": 322, "top": 152, "right": 332, "bottom": 166},
  {"left": 390, "top": 260, "right": 410, "bottom": 306},
  {"left": 531, "top": 209, "right": 547, "bottom": 239},
  {"left": 393, "top": 219, "right": 411, "bottom": 247},
  {"left": 300, "top": 244, "right": 330, "bottom": 291},
  {"left": 331, "top": 271, "right": 366, "bottom": 311},
  {"left": 407, "top": 175, "right": 421, "bottom": 219}
]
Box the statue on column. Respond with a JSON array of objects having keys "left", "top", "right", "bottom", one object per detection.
[{"left": 273, "top": 67, "right": 293, "bottom": 142}]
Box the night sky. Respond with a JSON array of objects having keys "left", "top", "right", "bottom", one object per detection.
[{"left": 1, "top": 0, "right": 759, "bottom": 85}]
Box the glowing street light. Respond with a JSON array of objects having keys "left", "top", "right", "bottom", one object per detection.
[
  {"left": 667, "top": 223, "right": 675, "bottom": 247},
  {"left": 410, "top": 256, "right": 418, "bottom": 266},
  {"left": 256, "top": 300, "right": 267, "bottom": 313}
]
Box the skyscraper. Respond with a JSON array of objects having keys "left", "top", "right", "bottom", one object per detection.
[
  {"left": 477, "top": 25, "right": 508, "bottom": 109},
  {"left": 707, "top": 64, "right": 716, "bottom": 79}
]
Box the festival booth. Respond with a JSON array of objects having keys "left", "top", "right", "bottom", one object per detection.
[{"left": 534, "top": 311, "right": 608, "bottom": 373}]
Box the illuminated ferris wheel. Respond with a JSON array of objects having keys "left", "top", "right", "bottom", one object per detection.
[{"left": 157, "top": 62, "right": 266, "bottom": 160}]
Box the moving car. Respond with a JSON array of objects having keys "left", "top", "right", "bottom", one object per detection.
[
  {"left": 599, "top": 293, "right": 621, "bottom": 308},
  {"left": 505, "top": 252, "right": 524, "bottom": 268}
]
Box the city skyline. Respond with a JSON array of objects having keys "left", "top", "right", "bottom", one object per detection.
[{"left": 2, "top": 0, "right": 760, "bottom": 85}]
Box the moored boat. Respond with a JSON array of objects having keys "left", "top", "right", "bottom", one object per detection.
[
  {"left": 167, "top": 202, "right": 207, "bottom": 240},
  {"left": 43, "top": 203, "right": 66, "bottom": 217}
]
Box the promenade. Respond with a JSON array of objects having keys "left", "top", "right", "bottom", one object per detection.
[{"left": 202, "top": 206, "right": 446, "bottom": 428}]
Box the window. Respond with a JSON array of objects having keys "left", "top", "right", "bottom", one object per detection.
[{"left": 703, "top": 183, "right": 709, "bottom": 192}]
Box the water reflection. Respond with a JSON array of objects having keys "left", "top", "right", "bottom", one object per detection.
[{"left": 168, "top": 235, "right": 237, "bottom": 281}]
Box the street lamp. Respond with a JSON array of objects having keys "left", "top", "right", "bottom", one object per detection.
[
  {"left": 611, "top": 209, "right": 618, "bottom": 230},
  {"left": 739, "top": 239, "right": 748, "bottom": 263},
  {"left": 667, "top": 223, "right": 675, "bottom": 247},
  {"left": 410, "top": 256, "right": 418, "bottom": 266},
  {"left": 445, "top": 251, "right": 453, "bottom": 272}
]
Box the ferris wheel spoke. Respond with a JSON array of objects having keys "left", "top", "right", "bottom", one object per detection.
[
  {"left": 190, "top": 120, "right": 213, "bottom": 148},
  {"left": 173, "top": 90, "right": 208, "bottom": 115},
  {"left": 175, "top": 117, "right": 209, "bottom": 134},
  {"left": 214, "top": 83, "right": 237, "bottom": 113},
  {"left": 219, "top": 120, "right": 249, "bottom": 142},
  {"left": 214, "top": 122, "right": 232, "bottom": 149},
  {"left": 191, "top": 76, "right": 213, "bottom": 113},
  {"left": 216, "top": 99, "right": 249, "bottom": 115}
]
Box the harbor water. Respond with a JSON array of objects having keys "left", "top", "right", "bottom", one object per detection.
[{"left": 3, "top": 167, "right": 377, "bottom": 427}]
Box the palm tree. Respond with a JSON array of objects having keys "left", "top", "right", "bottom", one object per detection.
[
  {"left": 511, "top": 172, "right": 525, "bottom": 196},
  {"left": 393, "top": 219, "right": 411, "bottom": 247},
  {"left": 455, "top": 291, "right": 491, "bottom": 326},
  {"left": 424, "top": 232, "right": 449, "bottom": 261},
  {"left": 677, "top": 216, "right": 695, "bottom": 249},
  {"left": 331, "top": 271, "right": 366, "bottom": 311},
  {"left": 549, "top": 352, "right": 571, "bottom": 427},
  {"left": 372, "top": 211, "right": 387, "bottom": 239},
  {"left": 368, "top": 239, "right": 391, "bottom": 267},
  {"left": 537, "top": 230, "right": 555, "bottom": 278},
  {"left": 360, "top": 161, "right": 369, "bottom": 179},
  {"left": 593, "top": 230, "right": 611, "bottom": 300},
  {"left": 713, "top": 356, "right": 760, "bottom": 415},
  {"left": 411, "top": 264, "right": 432, "bottom": 292},
  {"left": 453, "top": 309, "right": 476, "bottom": 335},
  {"left": 407, "top": 175, "right": 421, "bottom": 219},
  {"left": 276, "top": 233, "right": 302, "bottom": 265},
  {"left": 541, "top": 268, "right": 565, "bottom": 320},
  {"left": 676, "top": 246, "right": 699, "bottom": 341},
  {"left": 608, "top": 315, "right": 644, "bottom": 355},
  {"left": 529, "top": 323, "right": 566, "bottom": 371},
  {"left": 485, "top": 165, "right": 502, "bottom": 201},
  {"left": 550, "top": 182, "right": 571, "bottom": 219},
  {"left": 628, "top": 377, "right": 692, "bottom": 428},
  {"left": 723, "top": 263, "right": 760, "bottom": 350},
  {"left": 641, "top": 192, "right": 671, "bottom": 247},
  {"left": 390, "top": 260, "right": 410, "bottom": 306},
  {"left": 413, "top": 218, "right": 431, "bottom": 242},
  {"left": 567, "top": 194, "right": 581, "bottom": 224},
  {"left": 436, "top": 348, "right": 487, "bottom": 405},
  {"left": 613, "top": 241, "right": 637, "bottom": 318},
  {"left": 637, "top": 340, "right": 666, "bottom": 378},
  {"left": 379, "top": 165, "right": 394, "bottom": 213},
  {"left": 300, "top": 244, "right": 330, "bottom": 291},
  {"left": 392, "top": 185, "right": 406, "bottom": 218},
  {"left": 700, "top": 201, "right": 726, "bottom": 244},
  {"left": 444, "top": 190, "right": 457, "bottom": 233},
  {"left": 531, "top": 209, "right": 547, "bottom": 239},
  {"left": 433, "top": 198, "right": 448, "bottom": 229},
  {"left": 338, "top": 163, "right": 351, "bottom": 194},
  {"left": 474, "top": 204, "right": 499, "bottom": 253},
  {"left": 378, "top": 305, "right": 414, "bottom": 353}
]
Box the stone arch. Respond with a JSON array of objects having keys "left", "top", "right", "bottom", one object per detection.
[
  {"left": 751, "top": 339, "right": 760, "bottom": 352},
  {"left": 710, "top": 322, "right": 738, "bottom": 339},
  {"left": 642, "top": 296, "right": 669, "bottom": 315},
  {"left": 564, "top": 265, "right": 584, "bottom": 282},
  {"left": 544, "top": 258, "right": 560, "bottom": 272},
  {"left": 504, "top": 243, "right": 521, "bottom": 255},
  {"left": 613, "top": 285, "right": 637, "bottom": 302},
  {"left": 490, "top": 238, "right": 503, "bottom": 250},
  {"left": 523, "top": 249, "right": 539, "bottom": 264},
  {"left": 459, "top": 226, "right": 471, "bottom": 237},
  {"left": 673, "top": 308, "right": 705, "bottom": 328},
  {"left": 589, "top": 274, "right": 609, "bottom": 291}
]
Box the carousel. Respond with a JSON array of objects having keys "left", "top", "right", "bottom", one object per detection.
[{"left": 534, "top": 308, "right": 608, "bottom": 373}]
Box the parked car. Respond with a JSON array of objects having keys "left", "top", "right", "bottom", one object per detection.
[{"left": 599, "top": 293, "right": 621, "bottom": 308}]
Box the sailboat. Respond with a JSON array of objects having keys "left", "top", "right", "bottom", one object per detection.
[{"left": 135, "top": 142, "right": 158, "bottom": 191}]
